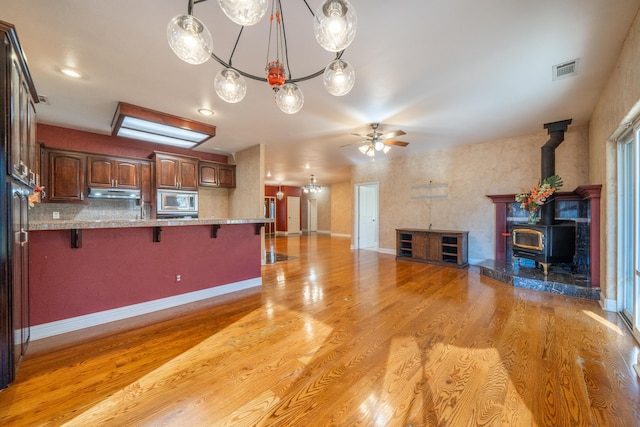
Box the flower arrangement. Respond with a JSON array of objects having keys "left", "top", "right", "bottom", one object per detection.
[
  {"left": 28, "top": 186, "right": 45, "bottom": 208},
  {"left": 515, "top": 175, "right": 563, "bottom": 223}
]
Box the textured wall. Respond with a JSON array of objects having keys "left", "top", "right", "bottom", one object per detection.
[
  {"left": 589, "top": 10, "right": 640, "bottom": 301},
  {"left": 352, "top": 125, "right": 589, "bottom": 262},
  {"left": 330, "top": 181, "right": 353, "bottom": 237},
  {"left": 198, "top": 187, "right": 230, "bottom": 218},
  {"left": 230, "top": 145, "right": 264, "bottom": 218},
  {"left": 301, "top": 187, "right": 331, "bottom": 233}
]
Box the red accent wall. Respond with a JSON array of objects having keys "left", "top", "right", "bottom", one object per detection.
[
  {"left": 29, "top": 224, "right": 260, "bottom": 325},
  {"left": 37, "top": 124, "right": 229, "bottom": 162}
]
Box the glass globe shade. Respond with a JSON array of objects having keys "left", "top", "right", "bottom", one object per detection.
[
  {"left": 276, "top": 83, "right": 304, "bottom": 114},
  {"left": 383, "top": 145, "right": 392, "bottom": 154},
  {"left": 323, "top": 59, "right": 355, "bottom": 96},
  {"left": 167, "top": 14, "right": 212, "bottom": 65},
  {"left": 373, "top": 140, "right": 385, "bottom": 151},
  {"left": 313, "top": 0, "right": 357, "bottom": 52},
  {"left": 214, "top": 68, "right": 247, "bottom": 103},
  {"left": 218, "top": 0, "right": 268, "bottom": 26}
]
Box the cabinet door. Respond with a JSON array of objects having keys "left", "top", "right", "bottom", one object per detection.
[
  {"left": 156, "top": 157, "right": 179, "bottom": 189},
  {"left": 87, "top": 157, "right": 115, "bottom": 188},
  {"left": 178, "top": 159, "right": 198, "bottom": 190},
  {"left": 218, "top": 164, "right": 236, "bottom": 188},
  {"left": 46, "top": 151, "right": 86, "bottom": 203},
  {"left": 199, "top": 162, "right": 219, "bottom": 187},
  {"left": 8, "top": 55, "right": 23, "bottom": 180},
  {"left": 26, "top": 99, "right": 38, "bottom": 187},
  {"left": 115, "top": 160, "right": 140, "bottom": 189},
  {"left": 427, "top": 234, "right": 441, "bottom": 262},
  {"left": 413, "top": 233, "right": 428, "bottom": 259}
]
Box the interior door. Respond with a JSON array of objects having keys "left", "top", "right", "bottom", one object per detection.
[
  {"left": 287, "top": 196, "right": 301, "bottom": 234},
  {"left": 308, "top": 199, "right": 318, "bottom": 232},
  {"left": 356, "top": 183, "right": 378, "bottom": 249}
]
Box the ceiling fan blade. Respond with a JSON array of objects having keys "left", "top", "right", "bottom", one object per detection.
[
  {"left": 380, "top": 130, "right": 406, "bottom": 139},
  {"left": 341, "top": 140, "right": 370, "bottom": 147},
  {"left": 385, "top": 140, "right": 409, "bottom": 147}
]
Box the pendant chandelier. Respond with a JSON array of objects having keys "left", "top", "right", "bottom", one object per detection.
[
  {"left": 276, "top": 185, "right": 284, "bottom": 200},
  {"left": 167, "top": 0, "right": 357, "bottom": 114},
  {"left": 303, "top": 174, "right": 323, "bottom": 193}
]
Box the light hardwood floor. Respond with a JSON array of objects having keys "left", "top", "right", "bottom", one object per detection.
[{"left": 1, "top": 234, "right": 639, "bottom": 426}]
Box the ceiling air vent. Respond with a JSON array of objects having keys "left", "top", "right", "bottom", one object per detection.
[
  {"left": 552, "top": 59, "right": 579, "bottom": 81},
  {"left": 37, "top": 94, "right": 50, "bottom": 104}
]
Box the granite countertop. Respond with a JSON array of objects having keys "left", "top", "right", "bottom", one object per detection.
[{"left": 30, "top": 217, "right": 273, "bottom": 231}]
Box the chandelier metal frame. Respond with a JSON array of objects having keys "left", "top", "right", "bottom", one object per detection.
[{"left": 187, "top": 0, "right": 346, "bottom": 84}]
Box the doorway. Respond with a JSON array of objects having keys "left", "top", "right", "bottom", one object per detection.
[
  {"left": 263, "top": 197, "right": 276, "bottom": 235},
  {"left": 307, "top": 198, "right": 318, "bottom": 233},
  {"left": 287, "top": 196, "right": 301, "bottom": 234},
  {"left": 354, "top": 183, "right": 379, "bottom": 249},
  {"left": 617, "top": 125, "right": 639, "bottom": 342}
]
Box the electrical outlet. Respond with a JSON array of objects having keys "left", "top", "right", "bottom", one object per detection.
[
  {"left": 52, "top": 211, "right": 60, "bottom": 219},
  {"left": 176, "top": 274, "right": 181, "bottom": 282}
]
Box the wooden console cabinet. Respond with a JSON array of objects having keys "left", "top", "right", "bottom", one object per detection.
[{"left": 396, "top": 229, "right": 468, "bottom": 268}]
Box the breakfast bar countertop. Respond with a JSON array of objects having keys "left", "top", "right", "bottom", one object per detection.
[{"left": 30, "top": 217, "right": 272, "bottom": 231}]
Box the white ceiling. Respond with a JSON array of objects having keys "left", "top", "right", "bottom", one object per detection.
[{"left": 2, "top": 0, "right": 638, "bottom": 186}]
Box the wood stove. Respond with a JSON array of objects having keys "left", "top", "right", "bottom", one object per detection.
[
  {"left": 512, "top": 119, "right": 577, "bottom": 276},
  {"left": 512, "top": 222, "right": 576, "bottom": 275}
]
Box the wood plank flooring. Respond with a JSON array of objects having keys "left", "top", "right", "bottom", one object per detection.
[{"left": 1, "top": 234, "right": 639, "bottom": 426}]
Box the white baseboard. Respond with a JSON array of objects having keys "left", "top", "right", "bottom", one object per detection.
[
  {"left": 331, "top": 233, "right": 351, "bottom": 238},
  {"left": 378, "top": 247, "right": 396, "bottom": 255},
  {"left": 30, "top": 277, "right": 262, "bottom": 341},
  {"left": 600, "top": 296, "right": 617, "bottom": 312}
]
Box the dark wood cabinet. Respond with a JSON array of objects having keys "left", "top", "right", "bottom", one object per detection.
[
  {"left": 140, "top": 160, "right": 152, "bottom": 205},
  {"left": 396, "top": 229, "right": 468, "bottom": 268},
  {"left": 153, "top": 152, "right": 198, "bottom": 191},
  {"left": 1, "top": 21, "right": 36, "bottom": 390},
  {"left": 87, "top": 156, "right": 140, "bottom": 189},
  {"left": 42, "top": 149, "right": 86, "bottom": 203},
  {"left": 199, "top": 161, "right": 236, "bottom": 188},
  {"left": 6, "top": 25, "right": 38, "bottom": 188}
]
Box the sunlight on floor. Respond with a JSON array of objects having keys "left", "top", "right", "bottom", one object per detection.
[
  {"left": 359, "top": 338, "right": 535, "bottom": 426},
  {"left": 60, "top": 305, "right": 334, "bottom": 426},
  {"left": 582, "top": 310, "right": 624, "bottom": 336}
]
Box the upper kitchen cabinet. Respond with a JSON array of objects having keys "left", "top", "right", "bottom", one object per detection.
[
  {"left": 1, "top": 21, "right": 39, "bottom": 188},
  {"left": 152, "top": 152, "right": 198, "bottom": 191},
  {"left": 199, "top": 161, "right": 236, "bottom": 188},
  {"left": 87, "top": 156, "right": 140, "bottom": 189},
  {"left": 41, "top": 147, "right": 86, "bottom": 203}
]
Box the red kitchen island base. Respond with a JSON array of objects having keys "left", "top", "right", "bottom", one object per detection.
[{"left": 28, "top": 222, "right": 263, "bottom": 340}]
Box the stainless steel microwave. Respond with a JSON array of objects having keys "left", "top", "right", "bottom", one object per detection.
[{"left": 157, "top": 189, "right": 198, "bottom": 218}]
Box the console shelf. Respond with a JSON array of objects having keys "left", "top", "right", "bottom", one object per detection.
[{"left": 396, "top": 228, "right": 468, "bottom": 268}]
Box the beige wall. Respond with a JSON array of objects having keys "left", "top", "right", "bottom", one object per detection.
[
  {"left": 589, "top": 10, "right": 640, "bottom": 303},
  {"left": 229, "top": 144, "right": 264, "bottom": 218},
  {"left": 198, "top": 187, "right": 230, "bottom": 218},
  {"left": 352, "top": 125, "right": 589, "bottom": 262},
  {"left": 301, "top": 188, "right": 331, "bottom": 233},
  {"left": 330, "top": 181, "right": 353, "bottom": 237}
]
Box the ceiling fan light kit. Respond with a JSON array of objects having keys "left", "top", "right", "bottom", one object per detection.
[
  {"left": 352, "top": 123, "right": 410, "bottom": 158},
  {"left": 166, "top": 0, "right": 358, "bottom": 114}
]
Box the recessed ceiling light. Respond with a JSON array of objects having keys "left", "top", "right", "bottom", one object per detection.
[
  {"left": 198, "top": 108, "right": 214, "bottom": 116},
  {"left": 58, "top": 66, "right": 84, "bottom": 79}
]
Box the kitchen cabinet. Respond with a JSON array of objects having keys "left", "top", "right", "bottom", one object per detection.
[
  {"left": 87, "top": 155, "right": 140, "bottom": 189},
  {"left": 396, "top": 229, "right": 468, "bottom": 268},
  {"left": 152, "top": 152, "right": 198, "bottom": 191},
  {"left": 41, "top": 148, "right": 86, "bottom": 203},
  {"left": 199, "top": 161, "right": 236, "bottom": 188},
  {"left": 140, "top": 160, "right": 152, "bottom": 206},
  {"left": 6, "top": 23, "right": 39, "bottom": 188},
  {"left": 1, "top": 20, "right": 36, "bottom": 390}
]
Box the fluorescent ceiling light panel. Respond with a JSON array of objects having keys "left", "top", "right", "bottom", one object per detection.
[{"left": 112, "top": 102, "right": 216, "bottom": 149}]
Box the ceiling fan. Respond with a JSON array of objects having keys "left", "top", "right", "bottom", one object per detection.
[{"left": 350, "top": 123, "right": 409, "bottom": 157}]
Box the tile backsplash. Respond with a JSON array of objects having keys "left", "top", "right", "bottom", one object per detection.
[{"left": 30, "top": 199, "right": 149, "bottom": 222}]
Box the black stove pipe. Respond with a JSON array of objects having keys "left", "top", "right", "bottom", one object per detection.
[{"left": 541, "top": 119, "right": 572, "bottom": 225}]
